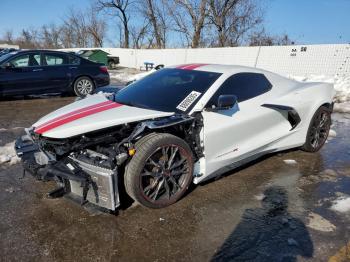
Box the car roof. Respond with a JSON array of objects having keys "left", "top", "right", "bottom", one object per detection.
[
  {"left": 12, "top": 50, "right": 75, "bottom": 55},
  {"left": 169, "top": 63, "right": 278, "bottom": 75}
]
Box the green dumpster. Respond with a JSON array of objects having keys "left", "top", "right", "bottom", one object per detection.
[
  {"left": 78, "top": 49, "right": 119, "bottom": 68},
  {"left": 79, "top": 49, "right": 109, "bottom": 65}
]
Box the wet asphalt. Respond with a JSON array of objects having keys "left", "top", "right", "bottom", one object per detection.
[{"left": 0, "top": 94, "right": 350, "bottom": 262}]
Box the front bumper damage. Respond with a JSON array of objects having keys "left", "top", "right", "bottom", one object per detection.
[{"left": 15, "top": 132, "right": 120, "bottom": 211}]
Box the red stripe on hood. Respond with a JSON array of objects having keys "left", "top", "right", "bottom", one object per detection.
[
  {"left": 35, "top": 100, "right": 114, "bottom": 130},
  {"left": 35, "top": 102, "right": 123, "bottom": 134},
  {"left": 176, "top": 64, "right": 209, "bottom": 70}
]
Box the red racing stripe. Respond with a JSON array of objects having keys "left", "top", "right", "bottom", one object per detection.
[
  {"left": 35, "top": 100, "right": 114, "bottom": 130},
  {"left": 182, "top": 63, "right": 209, "bottom": 70},
  {"left": 35, "top": 102, "right": 123, "bottom": 134},
  {"left": 176, "top": 63, "right": 209, "bottom": 70},
  {"left": 176, "top": 64, "right": 192, "bottom": 69}
]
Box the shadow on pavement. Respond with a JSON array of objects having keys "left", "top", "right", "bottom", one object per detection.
[{"left": 211, "top": 186, "right": 313, "bottom": 262}]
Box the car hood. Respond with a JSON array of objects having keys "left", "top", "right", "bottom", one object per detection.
[{"left": 33, "top": 94, "right": 174, "bottom": 139}]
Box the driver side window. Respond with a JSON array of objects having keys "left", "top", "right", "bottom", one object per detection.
[
  {"left": 206, "top": 73, "right": 272, "bottom": 108},
  {"left": 9, "top": 53, "right": 41, "bottom": 68},
  {"left": 10, "top": 55, "right": 30, "bottom": 68}
]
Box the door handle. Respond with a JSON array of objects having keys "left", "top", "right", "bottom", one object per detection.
[
  {"left": 32, "top": 68, "right": 43, "bottom": 72},
  {"left": 69, "top": 66, "right": 78, "bottom": 69}
]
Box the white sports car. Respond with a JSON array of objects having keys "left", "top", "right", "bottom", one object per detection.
[{"left": 15, "top": 64, "right": 334, "bottom": 210}]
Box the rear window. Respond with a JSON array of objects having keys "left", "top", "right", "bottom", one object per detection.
[
  {"left": 68, "top": 55, "right": 80, "bottom": 65},
  {"left": 44, "top": 53, "right": 68, "bottom": 66}
]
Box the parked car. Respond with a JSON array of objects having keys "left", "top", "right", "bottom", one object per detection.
[
  {"left": 15, "top": 64, "right": 334, "bottom": 211},
  {"left": 0, "top": 50, "right": 110, "bottom": 97}
]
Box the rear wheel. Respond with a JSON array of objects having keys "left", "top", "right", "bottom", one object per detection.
[
  {"left": 302, "top": 106, "right": 331, "bottom": 152},
  {"left": 124, "top": 133, "right": 194, "bottom": 208},
  {"left": 73, "top": 76, "right": 95, "bottom": 97}
]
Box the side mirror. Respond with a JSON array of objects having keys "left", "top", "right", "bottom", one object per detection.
[{"left": 217, "top": 95, "right": 238, "bottom": 110}]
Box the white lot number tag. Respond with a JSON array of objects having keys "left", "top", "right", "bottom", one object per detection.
[{"left": 176, "top": 91, "right": 201, "bottom": 111}]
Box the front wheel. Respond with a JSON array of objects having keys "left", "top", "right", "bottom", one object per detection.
[
  {"left": 124, "top": 133, "right": 194, "bottom": 208},
  {"left": 73, "top": 76, "right": 95, "bottom": 97},
  {"left": 302, "top": 106, "right": 331, "bottom": 152}
]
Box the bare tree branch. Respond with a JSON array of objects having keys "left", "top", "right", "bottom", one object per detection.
[{"left": 96, "top": 0, "right": 133, "bottom": 48}]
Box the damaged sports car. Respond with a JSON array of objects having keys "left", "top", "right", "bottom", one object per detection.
[{"left": 15, "top": 64, "right": 335, "bottom": 210}]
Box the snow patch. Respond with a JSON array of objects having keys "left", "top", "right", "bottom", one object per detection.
[
  {"left": 0, "top": 141, "right": 20, "bottom": 165},
  {"left": 288, "top": 75, "right": 350, "bottom": 112},
  {"left": 307, "top": 212, "right": 336, "bottom": 232},
  {"left": 0, "top": 127, "right": 24, "bottom": 132},
  {"left": 329, "top": 129, "right": 337, "bottom": 138},
  {"left": 109, "top": 68, "right": 157, "bottom": 84},
  {"left": 333, "top": 102, "right": 350, "bottom": 114},
  {"left": 331, "top": 196, "right": 350, "bottom": 213},
  {"left": 254, "top": 193, "right": 265, "bottom": 201},
  {"left": 283, "top": 159, "right": 297, "bottom": 165},
  {"left": 109, "top": 71, "right": 134, "bottom": 83}
]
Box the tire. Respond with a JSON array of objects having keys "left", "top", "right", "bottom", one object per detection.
[
  {"left": 124, "top": 133, "right": 194, "bottom": 208},
  {"left": 302, "top": 106, "right": 331, "bottom": 152},
  {"left": 73, "top": 76, "right": 95, "bottom": 97},
  {"left": 108, "top": 60, "right": 116, "bottom": 70}
]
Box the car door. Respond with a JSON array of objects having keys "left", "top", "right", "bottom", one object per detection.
[
  {"left": 201, "top": 73, "right": 292, "bottom": 178},
  {"left": 42, "top": 52, "right": 70, "bottom": 93},
  {"left": 0, "top": 52, "right": 47, "bottom": 96}
]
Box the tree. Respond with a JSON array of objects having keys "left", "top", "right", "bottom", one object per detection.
[
  {"left": 139, "top": 0, "right": 168, "bottom": 48},
  {"left": 249, "top": 29, "right": 294, "bottom": 46},
  {"left": 130, "top": 20, "right": 150, "bottom": 48},
  {"left": 41, "top": 24, "right": 62, "bottom": 49},
  {"left": 167, "top": 0, "right": 209, "bottom": 48},
  {"left": 208, "top": 0, "right": 263, "bottom": 47},
  {"left": 96, "top": 0, "right": 133, "bottom": 48},
  {"left": 86, "top": 8, "right": 107, "bottom": 47},
  {"left": 2, "top": 30, "right": 14, "bottom": 44}
]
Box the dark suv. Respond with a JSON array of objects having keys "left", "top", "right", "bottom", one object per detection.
[{"left": 0, "top": 50, "right": 110, "bottom": 97}]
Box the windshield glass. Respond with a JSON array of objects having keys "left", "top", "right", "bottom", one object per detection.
[{"left": 115, "top": 68, "right": 221, "bottom": 113}]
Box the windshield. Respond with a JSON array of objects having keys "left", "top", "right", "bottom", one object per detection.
[{"left": 115, "top": 68, "right": 221, "bottom": 113}]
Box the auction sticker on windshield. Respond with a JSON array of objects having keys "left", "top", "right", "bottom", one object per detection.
[{"left": 176, "top": 91, "right": 202, "bottom": 111}]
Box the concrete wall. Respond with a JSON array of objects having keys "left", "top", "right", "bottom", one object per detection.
[
  {"left": 0, "top": 43, "right": 19, "bottom": 49},
  {"left": 63, "top": 44, "right": 350, "bottom": 77}
]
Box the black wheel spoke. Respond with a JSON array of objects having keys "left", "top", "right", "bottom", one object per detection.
[
  {"left": 141, "top": 170, "right": 160, "bottom": 177},
  {"left": 169, "top": 176, "right": 182, "bottom": 191},
  {"left": 140, "top": 144, "right": 191, "bottom": 204},
  {"left": 149, "top": 179, "right": 164, "bottom": 200},
  {"left": 171, "top": 167, "right": 187, "bottom": 176},
  {"left": 170, "top": 158, "right": 186, "bottom": 170},
  {"left": 162, "top": 146, "right": 170, "bottom": 159},
  {"left": 164, "top": 178, "right": 171, "bottom": 199},
  {"left": 148, "top": 157, "right": 161, "bottom": 168},
  {"left": 168, "top": 147, "right": 178, "bottom": 168}
]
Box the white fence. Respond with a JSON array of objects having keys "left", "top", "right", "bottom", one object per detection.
[{"left": 64, "top": 44, "right": 350, "bottom": 77}]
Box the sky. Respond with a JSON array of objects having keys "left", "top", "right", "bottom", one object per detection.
[{"left": 0, "top": 0, "right": 349, "bottom": 46}]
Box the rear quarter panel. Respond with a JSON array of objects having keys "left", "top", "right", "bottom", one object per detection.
[{"left": 265, "top": 81, "right": 335, "bottom": 150}]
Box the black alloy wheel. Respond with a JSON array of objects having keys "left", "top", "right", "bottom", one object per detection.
[
  {"left": 302, "top": 106, "right": 331, "bottom": 152},
  {"left": 124, "top": 133, "right": 194, "bottom": 208}
]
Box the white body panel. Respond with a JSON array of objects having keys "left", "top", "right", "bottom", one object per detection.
[
  {"left": 33, "top": 94, "right": 173, "bottom": 138},
  {"left": 188, "top": 65, "right": 335, "bottom": 183},
  {"left": 33, "top": 64, "right": 335, "bottom": 183}
]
